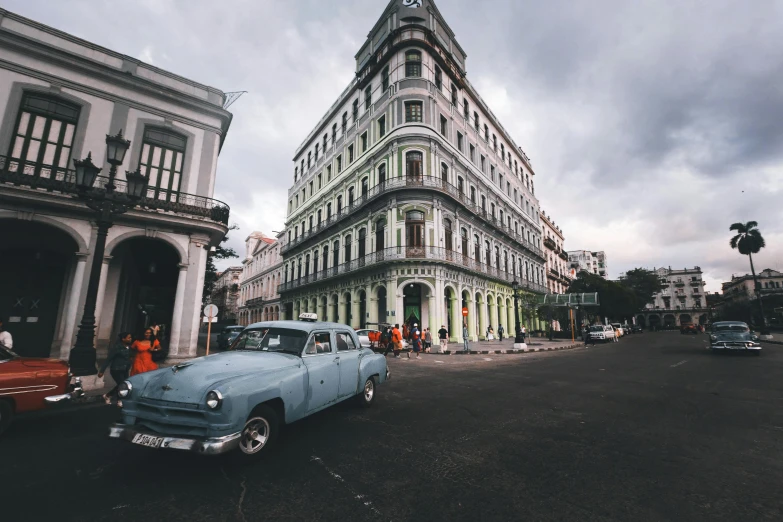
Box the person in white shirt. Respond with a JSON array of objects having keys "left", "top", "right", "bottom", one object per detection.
[{"left": 0, "top": 319, "right": 12, "bottom": 350}]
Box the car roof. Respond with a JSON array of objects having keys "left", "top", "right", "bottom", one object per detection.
[
  {"left": 245, "top": 320, "right": 357, "bottom": 334},
  {"left": 712, "top": 321, "right": 748, "bottom": 326},
  {"left": 225, "top": 325, "right": 244, "bottom": 330}
]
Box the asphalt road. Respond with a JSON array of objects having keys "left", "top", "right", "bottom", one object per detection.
[{"left": 2, "top": 333, "right": 782, "bottom": 522}]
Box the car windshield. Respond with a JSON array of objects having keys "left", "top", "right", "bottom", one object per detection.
[
  {"left": 229, "top": 328, "right": 308, "bottom": 355},
  {"left": 0, "top": 345, "right": 18, "bottom": 361},
  {"left": 589, "top": 326, "right": 604, "bottom": 332},
  {"left": 714, "top": 324, "right": 749, "bottom": 333}
]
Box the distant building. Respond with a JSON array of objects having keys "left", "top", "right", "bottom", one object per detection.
[
  {"left": 636, "top": 267, "right": 707, "bottom": 328},
  {"left": 568, "top": 250, "right": 608, "bottom": 279},
  {"left": 210, "top": 267, "right": 242, "bottom": 323},
  {"left": 721, "top": 269, "right": 783, "bottom": 300},
  {"left": 238, "top": 232, "right": 283, "bottom": 325},
  {"left": 540, "top": 210, "right": 571, "bottom": 294}
]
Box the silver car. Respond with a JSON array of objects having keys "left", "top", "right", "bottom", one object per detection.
[{"left": 709, "top": 321, "right": 761, "bottom": 355}]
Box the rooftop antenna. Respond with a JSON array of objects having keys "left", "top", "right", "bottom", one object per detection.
[{"left": 223, "top": 91, "right": 247, "bottom": 110}]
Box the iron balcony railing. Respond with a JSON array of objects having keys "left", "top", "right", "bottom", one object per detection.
[
  {"left": 282, "top": 175, "right": 545, "bottom": 260},
  {"left": 0, "top": 155, "right": 230, "bottom": 225},
  {"left": 245, "top": 298, "right": 264, "bottom": 307},
  {"left": 278, "top": 245, "right": 548, "bottom": 294}
]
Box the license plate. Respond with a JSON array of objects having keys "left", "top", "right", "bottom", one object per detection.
[{"left": 131, "top": 433, "right": 164, "bottom": 448}]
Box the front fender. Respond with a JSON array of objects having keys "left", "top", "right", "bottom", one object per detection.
[
  {"left": 239, "top": 364, "right": 308, "bottom": 425},
  {"left": 359, "top": 351, "right": 388, "bottom": 385}
]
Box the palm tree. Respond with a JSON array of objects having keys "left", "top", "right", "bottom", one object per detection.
[{"left": 729, "top": 221, "right": 767, "bottom": 330}]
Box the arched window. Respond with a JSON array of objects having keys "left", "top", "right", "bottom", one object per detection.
[
  {"left": 348, "top": 187, "right": 355, "bottom": 206},
  {"left": 317, "top": 209, "right": 322, "bottom": 224},
  {"left": 342, "top": 112, "right": 348, "bottom": 133},
  {"left": 406, "top": 151, "right": 422, "bottom": 179},
  {"left": 444, "top": 218, "right": 453, "bottom": 251},
  {"left": 313, "top": 250, "right": 319, "bottom": 273},
  {"left": 326, "top": 202, "right": 332, "bottom": 219},
  {"left": 485, "top": 241, "right": 491, "bottom": 266},
  {"left": 474, "top": 235, "right": 481, "bottom": 262},
  {"left": 457, "top": 176, "right": 464, "bottom": 195},
  {"left": 461, "top": 228, "right": 469, "bottom": 254},
  {"left": 376, "top": 219, "right": 386, "bottom": 251},
  {"left": 336, "top": 195, "right": 343, "bottom": 213},
  {"left": 361, "top": 177, "right": 369, "bottom": 198},
  {"left": 10, "top": 93, "right": 81, "bottom": 178},
  {"left": 481, "top": 195, "right": 487, "bottom": 214},
  {"left": 406, "top": 211, "right": 425, "bottom": 248},
  {"left": 297, "top": 257, "right": 302, "bottom": 280},
  {"left": 332, "top": 240, "right": 340, "bottom": 269},
  {"left": 470, "top": 187, "right": 476, "bottom": 204},
  {"left": 358, "top": 228, "right": 367, "bottom": 258},
  {"left": 504, "top": 251, "right": 509, "bottom": 273},
  {"left": 304, "top": 254, "right": 310, "bottom": 277},
  {"left": 139, "top": 127, "right": 187, "bottom": 200},
  {"left": 512, "top": 254, "right": 516, "bottom": 276},
  {"left": 378, "top": 163, "right": 387, "bottom": 185},
  {"left": 344, "top": 234, "right": 352, "bottom": 262},
  {"left": 406, "top": 50, "right": 422, "bottom": 77},
  {"left": 441, "top": 163, "right": 449, "bottom": 183},
  {"left": 491, "top": 203, "right": 496, "bottom": 219},
  {"left": 495, "top": 246, "right": 500, "bottom": 269}
]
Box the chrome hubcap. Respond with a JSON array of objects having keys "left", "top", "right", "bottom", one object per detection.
[
  {"left": 364, "top": 379, "right": 374, "bottom": 402},
  {"left": 239, "top": 417, "right": 270, "bottom": 454}
]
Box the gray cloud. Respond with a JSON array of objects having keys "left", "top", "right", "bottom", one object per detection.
[{"left": 5, "top": 0, "right": 782, "bottom": 290}]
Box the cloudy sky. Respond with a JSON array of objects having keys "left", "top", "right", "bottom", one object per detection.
[{"left": 7, "top": 0, "right": 783, "bottom": 292}]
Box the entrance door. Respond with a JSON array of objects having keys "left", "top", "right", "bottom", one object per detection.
[{"left": 0, "top": 250, "right": 66, "bottom": 357}]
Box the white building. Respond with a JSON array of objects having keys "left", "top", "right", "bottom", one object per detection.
[
  {"left": 541, "top": 210, "right": 571, "bottom": 294},
  {"left": 0, "top": 9, "right": 232, "bottom": 360},
  {"left": 568, "top": 250, "right": 608, "bottom": 279},
  {"left": 210, "top": 267, "right": 242, "bottom": 324},
  {"left": 636, "top": 267, "right": 707, "bottom": 328},
  {"left": 238, "top": 232, "right": 283, "bottom": 325},
  {"left": 722, "top": 269, "right": 783, "bottom": 300},
  {"left": 278, "top": 0, "right": 548, "bottom": 340}
]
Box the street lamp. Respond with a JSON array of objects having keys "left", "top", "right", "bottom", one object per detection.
[
  {"left": 511, "top": 280, "right": 525, "bottom": 348},
  {"left": 68, "top": 131, "right": 147, "bottom": 376},
  {"left": 574, "top": 293, "right": 583, "bottom": 340}
]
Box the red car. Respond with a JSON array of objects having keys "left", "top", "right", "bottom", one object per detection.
[
  {"left": 0, "top": 345, "right": 83, "bottom": 435},
  {"left": 680, "top": 323, "right": 699, "bottom": 335}
]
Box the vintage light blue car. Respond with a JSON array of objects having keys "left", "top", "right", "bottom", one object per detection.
[
  {"left": 108, "top": 318, "right": 390, "bottom": 459},
  {"left": 709, "top": 321, "right": 761, "bottom": 355}
]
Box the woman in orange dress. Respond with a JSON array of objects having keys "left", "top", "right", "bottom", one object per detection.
[{"left": 130, "top": 328, "right": 161, "bottom": 376}]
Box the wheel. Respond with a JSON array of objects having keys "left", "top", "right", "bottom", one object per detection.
[
  {"left": 234, "top": 405, "right": 278, "bottom": 460},
  {"left": 0, "top": 400, "right": 13, "bottom": 436},
  {"left": 356, "top": 376, "right": 377, "bottom": 408}
]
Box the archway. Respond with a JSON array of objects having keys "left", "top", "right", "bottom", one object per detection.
[
  {"left": 0, "top": 220, "right": 78, "bottom": 357},
  {"left": 664, "top": 314, "right": 676, "bottom": 327},
  {"left": 679, "top": 314, "right": 692, "bottom": 325},
  {"left": 648, "top": 315, "right": 661, "bottom": 330},
  {"left": 698, "top": 314, "right": 707, "bottom": 325},
  {"left": 403, "top": 283, "right": 422, "bottom": 329},
  {"left": 636, "top": 315, "right": 647, "bottom": 328}
]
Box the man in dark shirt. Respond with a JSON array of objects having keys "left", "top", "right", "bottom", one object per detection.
[{"left": 437, "top": 325, "right": 449, "bottom": 353}]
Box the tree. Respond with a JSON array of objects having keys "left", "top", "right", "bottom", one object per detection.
[
  {"left": 568, "top": 271, "right": 637, "bottom": 322},
  {"left": 203, "top": 224, "right": 239, "bottom": 304},
  {"left": 620, "top": 268, "right": 666, "bottom": 309},
  {"left": 729, "top": 221, "right": 767, "bottom": 330}
]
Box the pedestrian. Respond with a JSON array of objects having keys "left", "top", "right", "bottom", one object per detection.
[
  {"left": 498, "top": 324, "right": 504, "bottom": 342},
  {"left": 585, "top": 326, "right": 595, "bottom": 346},
  {"left": 403, "top": 323, "right": 409, "bottom": 342},
  {"left": 391, "top": 324, "right": 403, "bottom": 358},
  {"left": 438, "top": 324, "right": 449, "bottom": 353},
  {"left": 486, "top": 325, "right": 494, "bottom": 341},
  {"left": 462, "top": 323, "right": 470, "bottom": 352},
  {"left": 410, "top": 323, "right": 421, "bottom": 359},
  {"left": 98, "top": 332, "right": 133, "bottom": 406},
  {"left": 382, "top": 326, "right": 394, "bottom": 356},
  {"left": 0, "top": 318, "right": 12, "bottom": 350},
  {"left": 521, "top": 325, "right": 526, "bottom": 343},
  {"left": 130, "top": 328, "right": 161, "bottom": 376},
  {"left": 150, "top": 321, "right": 161, "bottom": 338},
  {"left": 424, "top": 328, "right": 432, "bottom": 353}
]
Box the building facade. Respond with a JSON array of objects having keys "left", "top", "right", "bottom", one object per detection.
[
  {"left": 278, "top": 0, "right": 548, "bottom": 340},
  {"left": 636, "top": 267, "right": 707, "bottom": 328},
  {"left": 210, "top": 267, "right": 242, "bottom": 324},
  {"left": 238, "top": 232, "right": 283, "bottom": 325},
  {"left": 0, "top": 9, "right": 232, "bottom": 360},
  {"left": 568, "top": 250, "right": 608, "bottom": 279},
  {"left": 721, "top": 269, "right": 783, "bottom": 300},
  {"left": 541, "top": 210, "right": 571, "bottom": 294}
]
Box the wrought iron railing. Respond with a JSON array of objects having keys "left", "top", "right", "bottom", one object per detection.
[
  {"left": 245, "top": 298, "right": 264, "bottom": 307},
  {"left": 278, "top": 245, "right": 548, "bottom": 294},
  {"left": 0, "top": 155, "right": 230, "bottom": 225},
  {"left": 282, "top": 175, "right": 544, "bottom": 260}
]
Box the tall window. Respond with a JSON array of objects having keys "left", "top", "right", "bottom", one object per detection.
[
  {"left": 444, "top": 219, "right": 453, "bottom": 251},
  {"left": 435, "top": 65, "right": 443, "bottom": 90},
  {"left": 378, "top": 115, "right": 386, "bottom": 138},
  {"left": 326, "top": 202, "right": 332, "bottom": 219},
  {"left": 337, "top": 155, "right": 342, "bottom": 173},
  {"left": 451, "top": 84, "right": 458, "bottom": 105},
  {"left": 463, "top": 99, "right": 469, "bottom": 118},
  {"left": 336, "top": 195, "right": 343, "bottom": 213},
  {"left": 470, "top": 144, "right": 475, "bottom": 162},
  {"left": 485, "top": 240, "right": 491, "bottom": 266},
  {"left": 365, "top": 86, "right": 372, "bottom": 110},
  {"left": 307, "top": 151, "right": 311, "bottom": 168},
  {"left": 440, "top": 115, "right": 447, "bottom": 136},
  {"left": 406, "top": 151, "right": 423, "bottom": 179},
  {"left": 361, "top": 177, "right": 369, "bottom": 198},
  {"left": 376, "top": 219, "right": 386, "bottom": 250},
  {"left": 484, "top": 124, "right": 489, "bottom": 141},
  {"left": 457, "top": 176, "right": 464, "bottom": 195},
  {"left": 474, "top": 111, "right": 479, "bottom": 130},
  {"left": 333, "top": 240, "right": 340, "bottom": 268},
  {"left": 323, "top": 134, "right": 328, "bottom": 151},
  {"left": 474, "top": 235, "right": 480, "bottom": 262},
  {"left": 358, "top": 228, "right": 367, "bottom": 258},
  {"left": 406, "top": 50, "right": 422, "bottom": 77},
  {"left": 381, "top": 66, "right": 390, "bottom": 92},
  {"left": 457, "top": 132, "right": 464, "bottom": 152},
  {"left": 9, "top": 93, "right": 80, "bottom": 179},
  {"left": 378, "top": 163, "right": 387, "bottom": 185},
  {"left": 348, "top": 145, "right": 354, "bottom": 163},
  {"left": 348, "top": 186, "right": 355, "bottom": 206},
  {"left": 139, "top": 127, "right": 187, "bottom": 200},
  {"left": 406, "top": 211, "right": 425, "bottom": 248},
  {"left": 304, "top": 254, "right": 310, "bottom": 277},
  {"left": 322, "top": 246, "right": 329, "bottom": 271},
  {"left": 461, "top": 228, "right": 469, "bottom": 254},
  {"left": 352, "top": 100, "right": 358, "bottom": 123},
  {"left": 440, "top": 163, "right": 448, "bottom": 182},
  {"left": 344, "top": 234, "right": 352, "bottom": 262},
  {"left": 470, "top": 186, "right": 476, "bottom": 204},
  {"left": 405, "top": 101, "right": 423, "bottom": 123},
  {"left": 327, "top": 164, "right": 332, "bottom": 181},
  {"left": 493, "top": 134, "right": 497, "bottom": 151},
  {"left": 332, "top": 124, "right": 337, "bottom": 143},
  {"left": 361, "top": 132, "right": 368, "bottom": 152},
  {"left": 342, "top": 112, "right": 348, "bottom": 133},
  {"left": 317, "top": 209, "right": 322, "bottom": 224}
]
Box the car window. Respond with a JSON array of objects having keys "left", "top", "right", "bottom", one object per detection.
[
  {"left": 589, "top": 326, "right": 603, "bottom": 332},
  {"left": 335, "top": 332, "right": 357, "bottom": 351},
  {"left": 230, "top": 328, "right": 307, "bottom": 355},
  {"left": 304, "top": 332, "right": 332, "bottom": 355},
  {"left": 714, "top": 324, "right": 749, "bottom": 333}
]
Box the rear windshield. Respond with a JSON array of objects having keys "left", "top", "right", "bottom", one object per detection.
[
  {"left": 713, "top": 324, "right": 749, "bottom": 333},
  {"left": 229, "top": 328, "right": 308, "bottom": 355}
]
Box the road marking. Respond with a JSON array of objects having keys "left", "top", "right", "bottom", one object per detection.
[
  {"left": 670, "top": 360, "right": 689, "bottom": 368},
  {"left": 435, "top": 360, "right": 444, "bottom": 364},
  {"left": 483, "top": 358, "right": 493, "bottom": 361},
  {"left": 311, "top": 456, "right": 383, "bottom": 517}
]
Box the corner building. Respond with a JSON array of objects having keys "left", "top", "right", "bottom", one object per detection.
[{"left": 278, "top": 0, "right": 547, "bottom": 340}]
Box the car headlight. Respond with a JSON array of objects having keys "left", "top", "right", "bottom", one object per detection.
[
  {"left": 118, "top": 380, "right": 132, "bottom": 398},
  {"left": 206, "top": 390, "right": 223, "bottom": 410},
  {"left": 710, "top": 335, "right": 717, "bottom": 341}
]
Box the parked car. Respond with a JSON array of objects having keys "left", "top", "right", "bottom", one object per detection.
[
  {"left": 709, "top": 321, "right": 761, "bottom": 355},
  {"left": 610, "top": 323, "right": 624, "bottom": 337},
  {"left": 217, "top": 325, "right": 244, "bottom": 350},
  {"left": 109, "top": 318, "right": 390, "bottom": 459},
  {"left": 630, "top": 325, "right": 643, "bottom": 334},
  {"left": 680, "top": 323, "right": 699, "bottom": 335},
  {"left": 0, "top": 345, "right": 83, "bottom": 435},
  {"left": 588, "top": 325, "right": 616, "bottom": 343},
  {"left": 355, "top": 329, "right": 380, "bottom": 349}
]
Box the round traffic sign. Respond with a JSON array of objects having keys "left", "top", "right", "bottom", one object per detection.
[
  {"left": 461, "top": 307, "right": 469, "bottom": 316},
  {"left": 203, "top": 304, "right": 219, "bottom": 318}
]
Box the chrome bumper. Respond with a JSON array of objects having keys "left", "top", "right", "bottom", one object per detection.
[
  {"left": 710, "top": 344, "right": 762, "bottom": 351},
  {"left": 44, "top": 378, "right": 84, "bottom": 405},
  {"left": 108, "top": 423, "right": 242, "bottom": 456}
]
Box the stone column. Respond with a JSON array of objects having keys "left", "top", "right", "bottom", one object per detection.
[
  {"left": 479, "top": 296, "right": 488, "bottom": 340},
  {"left": 428, "top": 293, "right": 438, "bottom": 336},
  {"left": 59, "top": 253, "right": 88, "bottom": 359},
  {"left": 368, "top": 293, "right": 378, "bottom": 326},
  {"left": 490, "top": 298, "right": 499, "bottom": 334},
  {"left": 93, "top": 256, "right": 112, "bottom": 338},
  {"left": 467, "top": 293, "right": 477, "bottom": 341},
  {"left": 507, "top": 298, "right": 515, "bottom": 333},
  {"left": 351, "top": 290, "right": 361, "bottom": 329},
  {"left": 167, "top": 263, "right": 189, "bottom": 356},
  {"left": 450, "top": 296, "right": 460, "bottom": 342},
  {"left": 338, "top": 295, "right": 347, "bottom": 325},
  {"left": 317, "top": 296, "right": 326, "bottom": 321}
]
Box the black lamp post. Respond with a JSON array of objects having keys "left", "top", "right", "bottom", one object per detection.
[
  {"left": 511, "top": 280, "right": 524, "bottom": 345},
  {"left": 574, "top": 293, "right": 583, "bottom": 340},
  {"left": 68, "top": 130, "right": 148, "bottom": 376}
]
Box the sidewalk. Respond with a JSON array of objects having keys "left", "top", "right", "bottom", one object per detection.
[{"left": 435, "top": 336, "right": 582, "bottom": 355}]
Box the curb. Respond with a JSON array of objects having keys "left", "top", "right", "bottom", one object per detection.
[{"left": 435, "top": 344, "right": 582, "bottom": 355}]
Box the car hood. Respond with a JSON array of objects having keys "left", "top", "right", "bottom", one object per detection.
[
  {"left": 139, "top": 351, "right": 300, "bottom": 403},
  {"left": 713, "top": 332, "right": 752, "bottom": 342}
]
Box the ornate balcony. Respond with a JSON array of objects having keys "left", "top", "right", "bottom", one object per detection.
[
  {"left": 0, "top": 155, "right": 230, "bottom": 225},
  {"left": 282, "top": 175, "right": 545, "bottom": 261},
  {"left": 245, "top": 298, "right": 264, "bottom": 307},
  {"left": 278, "top": 245, "right": 548, "bottom": 295},
  {"left": 543, "top": 237, "right": 557, "bottom": 250}
]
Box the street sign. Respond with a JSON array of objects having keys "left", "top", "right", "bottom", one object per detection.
[
  {"left": 203, "top": 304, "right": 219, "bottom": 355},
  {"left": 461, "top": 307, "right": 469, "bottom": 316},
  {"left": 203, "top": 304, "right": 219, "bottom": 318}
]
